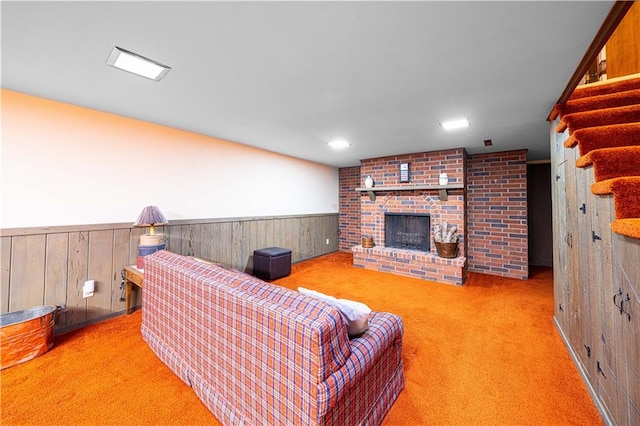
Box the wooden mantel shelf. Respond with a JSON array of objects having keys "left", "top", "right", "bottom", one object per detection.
[{"left": 355, "top": 184, "right": 464, "bottom": 201}]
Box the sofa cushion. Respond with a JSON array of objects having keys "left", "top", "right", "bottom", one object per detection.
[{"left": 298, "top": 287, "right": 372, "bottom": 337}]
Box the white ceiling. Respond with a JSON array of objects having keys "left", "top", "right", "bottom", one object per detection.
[{"left": 1, "top": 1, "right": 614, "bottom": 168}]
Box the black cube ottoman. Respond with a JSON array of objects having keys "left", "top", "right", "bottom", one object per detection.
[{"left": 253, "top": 247, "right": 292, "bottom": 281}]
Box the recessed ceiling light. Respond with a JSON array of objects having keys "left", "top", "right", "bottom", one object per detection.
[
  {"left": 440, "top": 118, "right": 470, "bottom": 131},
  {"left": 106, "top": 46, "right": 171, "bottom": 81},
  {"left": 328, "top": 138, "right": 351, "bottom": 149}
]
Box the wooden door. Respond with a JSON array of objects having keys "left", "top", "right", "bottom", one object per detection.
[
  {"left": 527, "top": 163, "right": 553, "bottom": 267},
  {"left": 612, "top": 234, "right": 640, "bottom": 425},
  {"left": 564, "top": 146, "right": 586, "bottom": 367},
  {"left": 585, "top": 172, "right": 620, "bottom": 421},
  {"left": 551, "top": 127, "right": 569, "bottom": 328}
]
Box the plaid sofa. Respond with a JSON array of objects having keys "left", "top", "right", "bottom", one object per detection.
[{"left": 141, "top": 250, "right": 404, "bottom": 425}]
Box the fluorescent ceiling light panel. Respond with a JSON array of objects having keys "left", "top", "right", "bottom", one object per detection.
[
  {"left": 106, "top": 46, "right": 171, "bottom": 81},
  {"left": 328, "top": 138, "right": 351, "bottom": 149},
  {"left": 440, "top": 118, "right": 470, "bottom": 130}
]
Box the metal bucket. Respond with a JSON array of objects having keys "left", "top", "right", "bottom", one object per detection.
[{"left": 0, "top": 305, "right": 59, "bottom": 370}]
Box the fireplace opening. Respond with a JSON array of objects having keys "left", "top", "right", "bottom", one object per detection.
[{"left": 385, "top": 213, "right": 430, "bottom": 252}]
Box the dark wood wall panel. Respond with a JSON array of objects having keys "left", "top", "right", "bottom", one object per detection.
[
  {"left": 9, "top": 235, "right": 46, "bottom": 311},
  {"left": 0, "top": 214, "right": 338, "bottom": 332},
  {"left": 111, "top": 229, "right": 131, "bottom": 314},
  {"left": 66, "top": 232, "right": 89, "bottom": 325},
  {"left": 1, "top": 237, "right": 11, "bottom": 314},
  {"left": 44, "top": 233, "right": 69, "bottom": 326},
  {"left": 606, "top": 1, "right": 640, "bottom": 79},
  {"left": 87, "top": 230, "right": 114, "bottom": 321}
]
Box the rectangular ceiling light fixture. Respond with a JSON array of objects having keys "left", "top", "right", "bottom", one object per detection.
[
  {"left": 106, "top": 46, "right": 171, "bottom": 81},
  {"left": 440, "top": 118, "right": 470, "bottom": 131}
]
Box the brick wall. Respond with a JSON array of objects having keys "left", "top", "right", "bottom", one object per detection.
[
  {"left": 353, "top": 149, "right": 468, "bottom": 285},
  {"left": 339, "top": 166, "right": 361, "bottom": 252},
  {"left": 467, "top": 150, "right": 528, "bottom": 279}
]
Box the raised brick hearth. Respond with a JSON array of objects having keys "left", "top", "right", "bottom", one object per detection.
[
  {"left": 352, "top": 149, "right": 468, "bottom": 285},
  {"left": 353, "top": 245, "right": 466, "bottom": 284}
]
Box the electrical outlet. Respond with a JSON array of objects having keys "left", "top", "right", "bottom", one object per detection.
[
  {"left": 83, "top": 279, "right": 95, "bottom": 298},
  {"left": 326, "top": 238, "right": 330, "bottom": 245}
]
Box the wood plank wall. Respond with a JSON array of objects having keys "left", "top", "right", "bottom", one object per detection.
[
  {"left": 1, "top": 214, "right": 339, "bottom": 331},
  {"left": 551, "top": 121, "right": 640, "bottom": 425}
]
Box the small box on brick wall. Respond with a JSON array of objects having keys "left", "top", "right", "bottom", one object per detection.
[{"left": 253, "top": 247, "right": 292, "bottom": 281}]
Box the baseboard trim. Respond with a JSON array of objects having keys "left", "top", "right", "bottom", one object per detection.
[
  {"left": 54, "top": 310, "right": 127, "bottom": 335},
  {"left": 553, "top": 317, "right": 614, "bottom": 426}
]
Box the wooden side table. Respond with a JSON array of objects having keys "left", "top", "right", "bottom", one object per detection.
[{"left": 124, "top": 265, "right": 144, "bottom": 314}]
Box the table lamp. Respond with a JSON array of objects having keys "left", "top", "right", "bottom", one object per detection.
[{"left": 133, "top": 206, "right": 168, "bottom": 268}]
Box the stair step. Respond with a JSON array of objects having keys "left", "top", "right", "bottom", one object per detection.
[
  {"left": 557, "top": 104, "right": 640, "bottom": 134},
  {"left": 569, "top": 74, "right": 640, "bottom": 100},
  {"left": 554, "top": 89, "right": 640, "bottom": 118},
  {"left": 592, "top": 175, "right": 640, "bottom": 195},
  {"left": 564, "top": 122, "right": 640, "bottom": 155},
  {"left": 591, "top": 177, "right": 640, "bottom": 224},
  {"left": 611, "top": 218, "right": 640, "bottom": 239},
  {"left": 575, "top": 146, "right": 640, "bottom": 183}
]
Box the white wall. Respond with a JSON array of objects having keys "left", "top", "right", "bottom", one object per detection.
[{"left": 1, "top": 90, "right": 338, "bottom": 229}]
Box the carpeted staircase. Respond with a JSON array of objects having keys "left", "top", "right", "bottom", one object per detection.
[{"left": 552, "top": 74, "right": 640, "bottom": 239}]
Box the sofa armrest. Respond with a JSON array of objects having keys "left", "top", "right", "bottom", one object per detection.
[{"left": 317, "top": 311, "right": 404, "bottom": 417}]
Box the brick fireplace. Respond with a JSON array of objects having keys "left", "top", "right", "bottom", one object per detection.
[{"left": 352, "top": 149, "right": 468, "bottom": 285}]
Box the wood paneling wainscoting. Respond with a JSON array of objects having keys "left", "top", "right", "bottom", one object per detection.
[
  {"left": 1, "top": 214, "right": 338, "bottom": 332},
  {"left": 551, "top": 122, "right": 640, "bottom": 425}
]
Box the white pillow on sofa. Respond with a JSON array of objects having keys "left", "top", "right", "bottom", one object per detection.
[{"left": 298, "top": 287, "right": 371, "bottom": 337}]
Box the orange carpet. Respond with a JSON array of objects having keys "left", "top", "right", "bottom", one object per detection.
[{"left": 1, "top": 252, "right": 602, "bottom": 425}]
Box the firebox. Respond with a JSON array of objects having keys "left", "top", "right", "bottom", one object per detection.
[{"left": 384, "top": 213, "right": 430, "bottom": 252}]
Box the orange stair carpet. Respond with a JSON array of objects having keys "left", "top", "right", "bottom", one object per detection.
[
  {"left": 554, "top": 89, "right": 640, "bottom": 118},
  {"left": 592, "top": 177, "right": 640, "bottom": 220},
  {"left": 554, "top": 74, "right": 640, "bottom": 239},
  {"left": 563, "top": 122, "right": 640, "bottom": 155},
  {"left": 564, "top": 75, "right": 640, "bottom": 99},
  {"left": 575, "top": 145, "right": 640, "bottom": 181},
  {"left": 556, "top": 104, "right": 640, "bottom": 134}
]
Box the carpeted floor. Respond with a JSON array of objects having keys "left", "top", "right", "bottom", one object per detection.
[{"left": 1, "top": 252, "right": 602, "bottom": 425}]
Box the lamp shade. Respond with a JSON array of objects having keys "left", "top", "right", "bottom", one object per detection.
[{"left": 133, "top": 206, "right": 168, "bottom": 234}]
